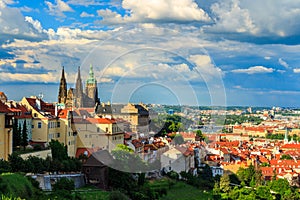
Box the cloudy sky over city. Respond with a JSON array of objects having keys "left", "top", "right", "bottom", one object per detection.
[{"left": 1, "top": 0, "right": 300, "bottom": 107}]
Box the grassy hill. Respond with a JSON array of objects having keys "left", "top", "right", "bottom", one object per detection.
[
  {"left": 0, "top": 173, "right": 36, "bottom": 199},
  {"left": 159, "top": 181, "right": 213, "bottom": 200}
]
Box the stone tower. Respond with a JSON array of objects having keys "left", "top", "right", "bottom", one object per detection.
[
  {"left": 75, "top": 66, "right": 84, "bottom": 108},
  {"left": 85, "top": 64, "right": 99, "bottom": 107},
  {"left": 58, "top": 66, "right": 67, "bottom": 104}
]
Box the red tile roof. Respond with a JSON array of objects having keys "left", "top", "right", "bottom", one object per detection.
[
  {"left": 87, "top": 118, "right": 115, "bottom": 124},
  {"left": 0, "top": 101, "right": 10, "bottom": 113},
  {"left": 281, "top": 143, "right": 300, "bottom": 149}
]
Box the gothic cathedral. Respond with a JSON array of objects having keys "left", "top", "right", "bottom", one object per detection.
[{"left": 58, "top": 65, "right": 100, "bottom": 108}]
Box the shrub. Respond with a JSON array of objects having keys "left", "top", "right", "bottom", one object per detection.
[
  {"left": 52, "top": 177, "right": 74, "bottom": 191},
  {"left": 109, "top": 190, "right": 130, "bottom": 200}
]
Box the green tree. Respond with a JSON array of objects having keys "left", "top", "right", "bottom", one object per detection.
[
  {"left": 268, "top": 178, "right": 290, "bottom": 196},
  {"left": 255, "top": 186, "right": 273, "bottom": 200},
  {"left": 27, "top": 156, "right": 45, "bottom": 174},
  {"left": 237, "top": 163, "right": 256, "bottom": 186},
  {"left": 12, "top": 119, "right": 21, "bottom": 149},
  {"left": 49, "top": 140, "right": 68, "bottom": 162},
  {"left": 109, "top": 190, "right": 130, "bottom": 200},
  {"left": 281, "top": 154, "right": 293, "bottom": 160},
  {"left": 8, "top": 153, "right": 25, "bottom": 172},
  {"left": 219, "top": 173, "right": 231, "bottom": 193},
  {"left": 20, "top": 121, "right": 28, "bottom": 150},
  {"left": 52, "top": 177, "right": 74, "bottom": 199},
  {"left": 261, "top": 162, "right": 270, "bottom": 167},
  {"left": 52, "top": 177, "right": 74, "bottom": 191},
  {"left": 0, "top": 159, "right": 11, "bottom": 173},
  {"left": 111, "top": 144, "right": 148, "bottom": 183},
  {"left": 195, "top": 130, "right": 205, "bottom": 141}
]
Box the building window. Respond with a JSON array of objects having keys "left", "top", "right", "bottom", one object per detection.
[
  {"left": 97, "top": 127, "right": 100, "bottom": 132},
  {"left": 32, "top": 124, "right": 34, "bottom": 128},
  {"left": 34, "top": 113, "right": 38, "bottom": 117},
  {"left": 56, "top": 133, "right": 60, "bottom": 138},
  {"left": 38, "top": 122, "right": 42, "bottom": 128},
  {"left": 57, "top": 122, "right": 60, "bottom": 128}
]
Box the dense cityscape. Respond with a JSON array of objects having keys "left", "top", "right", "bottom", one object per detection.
[
  {"left": 1, "top": 0, "right": 300, "bottom": 199},
  {"left": 1, "top": 66, "right": 300, "bottom": 199}
]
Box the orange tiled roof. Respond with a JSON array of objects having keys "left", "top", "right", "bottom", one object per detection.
[
  {"left": 0, "top": 101, "right": 10, "bottom": 113},
  {"left": 86, "top": 118, "right": 115, "bottom": 124},
  {"left": 281, "top": 143, "right": 300, "bottom": 149}
]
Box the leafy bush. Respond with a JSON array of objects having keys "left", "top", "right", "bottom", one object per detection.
[
  {"left": 109, "top": 190, "right": 130, "bottom": 200},
  {"left": 52, "top": 177, "right": 74, "bottom": 191},
  {"left": 167, "top": 171, "right": 179, "bottom": 180}
]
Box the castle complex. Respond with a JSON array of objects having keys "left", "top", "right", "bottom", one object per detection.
[{"left": 58, "top": 65, "right": 99, "bottom": 108}]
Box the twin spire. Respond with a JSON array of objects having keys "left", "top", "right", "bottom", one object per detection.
[{"left": 58, "top": 65, "right": 99, "bottom": 108}]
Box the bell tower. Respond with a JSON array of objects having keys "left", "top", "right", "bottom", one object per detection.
[
  {"left": 85, "top": 64, "right": 99, "bottom": 106},
  {"left": 58, "top": 66, "right": 67, "bottom": 104}
]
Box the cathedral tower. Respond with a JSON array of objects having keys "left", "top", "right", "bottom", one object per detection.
[
  {"left": 85, "top": 64, "right": 99, "bottom": 107},
  {"left": 75, "top": 66, "right": 84, "bottom": 108},
  {"left": 58, "top": 66, "right": 67, "bottom": 104}
]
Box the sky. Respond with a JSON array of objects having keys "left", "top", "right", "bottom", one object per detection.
[{"left": 1, "top": 0, "right": 300, "bottom": 107}]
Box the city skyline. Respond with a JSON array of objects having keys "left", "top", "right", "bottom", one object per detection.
[{"left": 1, "top": 0, "right": 300, "bottom": 107}]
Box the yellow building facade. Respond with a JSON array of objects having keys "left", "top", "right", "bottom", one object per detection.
[
  {"left": 20, "top": 97, "right": 76, "bottom": 157},
  {"left": 0, "top": 113, "right": 13, "bottom": 160},
  {"left": 74, "top": 117, "right": 124, "bottom": 152}
]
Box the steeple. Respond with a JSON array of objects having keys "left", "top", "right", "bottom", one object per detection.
[
  {"left": 85, "top": 64, "right": 99, "bottom": 107},
  {"left": 86, "top": 64, "right": 96, "bottom": 84},
  {"left": 75, "top": 66, "right": 83, "bottom": 108},
  {"left": 58, "top": 66, "right": 67, "bottom": 104},
  {"left": 284, "top": 127, "right": 289, "bottom": 144}
]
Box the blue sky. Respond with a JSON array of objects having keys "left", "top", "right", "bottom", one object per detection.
[{"left": 1, "top": 0, "right": 300, "bottom": 107}]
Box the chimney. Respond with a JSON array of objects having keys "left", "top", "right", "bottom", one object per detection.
[
  {"left": 36, "top": 99, "right": 41, "bottom": 110},
  {"left": 55, "top": 104, "right": 58, "bottom": 117}
]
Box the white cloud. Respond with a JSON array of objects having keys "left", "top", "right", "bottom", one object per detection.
[
  {"left": 0, "top": 72, "right": 58, "bottom": 83},
  {"left": 231, "top": 66, "right": 274, "bottom": 74},
  {"left": 0, "top": 3, "right": 47, "bottom": 42},
  {"left": 25, "top": 16, "right": 43, "bottom": 33},
  {"left": 80, "top": 11, "right": 94, "bottom": 18},
  {"left": 208, "top": 0, "right": 258, "bottom": 34},
  {"left": 293, "top": 68, "right": 300, "bottom": 73},
  {"left": 98, "top": 0, "right": 210, "bottom": 24},
  {"left": 0, "top": 0, "right": 14, "bottom": 8},
  {"left": 97, "top": 9, "right": 123, "bottom": 24},
  {"left": 67, "top": 0, "right": 105, "bottom": 6},
  {"left": 188, "top": 54, "right": 223, "bottom": 81},
  {"left": 206, "top": 0, "right": 300, "bottom": 38},
  {"left": 278, "top": 58, "right": 289, "bottom": 68},
  {"left": 45, "top": 0, "right": 74, "bottom": 18}
]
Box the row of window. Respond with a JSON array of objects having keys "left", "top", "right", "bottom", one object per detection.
[
  {"left": 48, "top": 121, "right": 60, "bottom": 128},
  {"left": 112, "top": 136, "right": 122, "bottom": 141},
  {"left": 32, "top": 121, "right": 61, "bottom": 129},
  {"left": 49, "top": 132, "right": 60, "bottom": 140}
]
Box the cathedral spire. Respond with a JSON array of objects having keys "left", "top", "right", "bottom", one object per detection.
[
  {"left": 86, "top": 64, "right": 96, "bottom": 84},
  {"left": 75, "top": 66, "right": 84, "bottom": 108},
  {"left": 85, "top": 64, "right": 99, "bottom": 107},
  {"left": 58, "top": 66, "right": 67, "bottom": 103}
]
